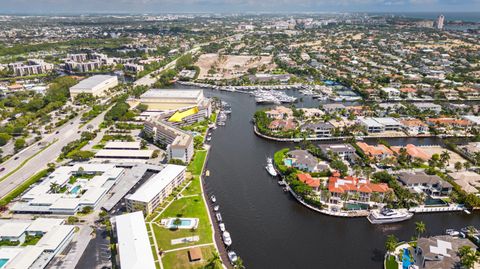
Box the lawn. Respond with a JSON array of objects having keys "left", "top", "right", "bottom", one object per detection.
[
  {"left": 162, "top": 245, "right": 218, "bottom": 269},
  {"left": 187, "top": 150, "right": 207, "bottom": 176},
  {"left": 385, "top": 254, "right": 399, "bottom": 269},
  {"left": 182, "top": 177, "right": 202, "bottom": 196},
  {"left": 152, "top": 179, "right": 213, "bottom": 251}
]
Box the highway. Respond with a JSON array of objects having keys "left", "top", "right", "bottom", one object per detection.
[
  {"left": 0, "top": 109, "right": 108, "bottom": 198},
  {"left": 133, "top": 46, "right": 201, "bottom": 87}
]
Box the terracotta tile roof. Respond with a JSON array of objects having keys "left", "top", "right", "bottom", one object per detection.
[
  {"left": 297, "top": 173, "right": 321, "bottom": 188},
  {"left": 356, "top": 142, "right": 394, "bottom": 157},
  {"left": 328, "top": 176, "right": 391, "bottom": 194},
  {"left": 391, "top": 144, "right": 430, "bottom": 161}
]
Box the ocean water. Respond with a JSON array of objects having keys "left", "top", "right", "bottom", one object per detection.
[{"left": 377, "top": 12, "right": 480, "bottom": 23}]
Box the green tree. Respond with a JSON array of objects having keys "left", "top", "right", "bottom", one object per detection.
[
  {"left": 233, "top": 257, "right": 245, "bottom": 269},
  {"left": 454, "top": 161, "right": 463, "bottom": 172},
  {"left": 458, "top": 246, "right": 479, "bottom": 269},
  {"left": 0, "top": 133, "right": 11, "bottom": 146},
  {"left": 14, "top": 138, "right": 26, "bottom": 151},
  {"left": 205, "top": 252, "right": 222, "bottom": 269},
  {"left": 415, "top": 221, "right": 426, "bottom": 240},
  {"left": 385, "top": 234, "right": 398, "bottom": 253}
]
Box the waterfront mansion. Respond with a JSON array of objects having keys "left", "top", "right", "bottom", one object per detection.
[{"left": 327, "top": 171, "right": 392, "bottom": 204}]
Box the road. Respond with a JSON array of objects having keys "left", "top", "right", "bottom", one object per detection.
[
  {"left": 0, "top": 109, "right": 108, "bottom": 198},
  {"left": 133, "top": 46, "right": 201, "bottom": 87}
]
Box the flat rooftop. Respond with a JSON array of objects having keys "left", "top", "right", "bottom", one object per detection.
[
  {"left": 140, "top": 89, "right": 202, "bottom": 99},
  {"left": 104, "top": 141, "right": 141, "bottom": 150},
  {"left": 70, "top": 75, "right": 117, "bottom": 90},
  {"left": 95, "top": 149, "right": 154, "bottom": 159},
  {"left": 114, "top": 211, "right": 155, "bottom": 269},
  {"left": 127, "top": 165, "right": 186, "bottom": 203}
]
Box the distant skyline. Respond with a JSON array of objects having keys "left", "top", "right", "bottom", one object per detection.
[{"left": 1, "top": 0, "right": 479, "bottom": 14}]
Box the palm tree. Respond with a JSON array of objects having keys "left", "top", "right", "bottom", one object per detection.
[
  {"left": 440, "top": 150, "right": 451, "bottom": 167},
  {"left": 49, "top": 182, "right": 60, "bottom": 193},
  {"left": 385, "top": 234, "right": 398, "bottom": 253},
  {"left": 458, "top": 246, "right": 479, "bottom": 269},
  {"left": 206, "top": 252, "right": 222, "bottom": 269},
  {"left": 233, "top": 257, "right": 245, "bottom": 269},
  {"left": 415, "top": 221, "right": 426, "bottom": 241}
]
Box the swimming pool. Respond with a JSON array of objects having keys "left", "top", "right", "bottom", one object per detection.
[
  {"left": 70, "top": 185, "right": 81, "bottom": 194},
  {"left": 0, "top": 259, "right": 9, "bottom": 268},
  {"left": 165, "top": 218, "right": 199, "bottom": 229},
  {"left": 402, "top": 248, "right": 413, "bottom": 269},
  {"left": 283, "top": 159, "right": 293, "bottom": 167},
  {"left": 344, "top": 203, "right": 369, "bottom": 211},
  {"left": 424, "top": 197, "right": 448, "bottom": 207}
]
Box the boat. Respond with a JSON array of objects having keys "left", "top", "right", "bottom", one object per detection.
[
  {"left": 216, "top": 213, "right": 222, "bottom": 222},
  {"left": 367, "top": 208, "right": 413, "bottom": 224},
  {"left": 222, "top": 231, "right": 232, "bottom": 246},
  {"left": 278, "top": 181, "right": 286, "bottom": 186},
  {"left": 446, "top": 229, "right": 460, "bottom": 236},
  {"left": 206, "top": 137, "right": 212, "bottom": 142},
  {"left": 206, "top": 170, "right": 210, "bottom": 177},
  {"left": 227, "top": 251, "right": 238, "bottom": 264},
  {"left": 219, "top": 223, "right": 226, "bottom": 232},
  {"left": 265, "top": 158, "right": 278, "bottom": 177},
  {"left": 210, "top": 195, "right": 216, "bottom": 203},
  {"left": 464, "top": 209, "right": 471, "bottom": 214},
  {"left": 213, "top": 205, "right": 219, "bottom": 211}
]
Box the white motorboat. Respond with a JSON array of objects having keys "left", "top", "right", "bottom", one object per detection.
[
  {"left": 367, "top": 208, "right": 413, "bottom": 224},
  {"left": 210, "top": 195, "right": 216, "bottom": 203},
  {"left": 219, "top": 223, "right": 226, "bottom": 232},
  {"left": 446, "top": 229, "right": 460, "bottom": 236},
  {"left": 216, "top": 213, "right": 222, "bottom": 222},
  {"left": 265, "top": 158, "right": 278, "bottom": 177},
  {"left": 213, "top": 205, "right": 220, "bottom": 211},
  {"left": 222, "top": 231, "right": 232, "bottom": 246},
  {"left": 227, "top": 251, "right": 238, "bottom": 264}
]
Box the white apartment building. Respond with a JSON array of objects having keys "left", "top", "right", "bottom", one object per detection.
[{"left": 125, "top": 165, "right": 186, "bottom": 214}]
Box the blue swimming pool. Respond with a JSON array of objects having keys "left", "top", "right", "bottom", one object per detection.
[
  {"left": 283, "top": 159, "right": 293, "bottom": 167},
  {"left": 166, "top": 218, "right": 198, "bottom": 229},
  {"left": 0, "top": 259, "right": 9, "bottom": 268},
  {"left": 70, "top": 185, "right": 81, "bottom": 194},
  {"left": 402, "top": 248, "right": 413, "bottom": 269}
]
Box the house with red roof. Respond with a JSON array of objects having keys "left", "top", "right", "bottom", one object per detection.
[
  {"left": 391, "top": 144, "right": 431, "bottom": 161},
  {"left": 297, "top": 173, "right": 321, "bottom": 192},
  {"left": 356, "top": 142, "right": 395, "bottom": 160},
  {"left": 327, "top": 173, "right": 391, "bottom": 203},
  {"left": 268, "top": 119, "right": 296, "bottom": 131}
]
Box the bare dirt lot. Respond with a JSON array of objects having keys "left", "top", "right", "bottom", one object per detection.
[
  {"left": 420, "top": 146, "right": 467, "bottom": 169},
  {"left": 196, "top": 53, "right": 276, "bottom": 80}
]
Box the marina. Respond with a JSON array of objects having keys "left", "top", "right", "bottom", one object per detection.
[{"left": 201, "top": 87, "right": 480, "bottom": 269}]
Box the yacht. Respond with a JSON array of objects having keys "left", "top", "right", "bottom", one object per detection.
[
  {"left": 265, "top": 158, "right": 278, "bottom": 177},
  {"left": 213, "top": 205, "right": 219, "bottom": 211},
  {"left": 216, "top": 213, "right": 222, "bottom": 222},
  {"left": 367, "top": 208, "right": 413, "bottom": 224},
  {"left": 210, "top": 195, "right": 216, "bottom": 203},
  {"left": 222, "top": 231, "right": 232, "bottom": 246},
  {"left": 219, "top": 223, "right": 226, "bottom": 232}
]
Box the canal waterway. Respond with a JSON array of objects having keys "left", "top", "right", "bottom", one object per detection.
[{"left": 200, "top": 88, "right": 480, "bottom": 269}]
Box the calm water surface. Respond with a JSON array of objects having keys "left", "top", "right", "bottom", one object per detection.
[{"left": 201, "top": 89, "right": 480, "bottom": 269}]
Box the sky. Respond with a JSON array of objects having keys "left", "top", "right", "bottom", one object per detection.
[{"left": 0, "top": 0, "right": 479, "bottom": 14}]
